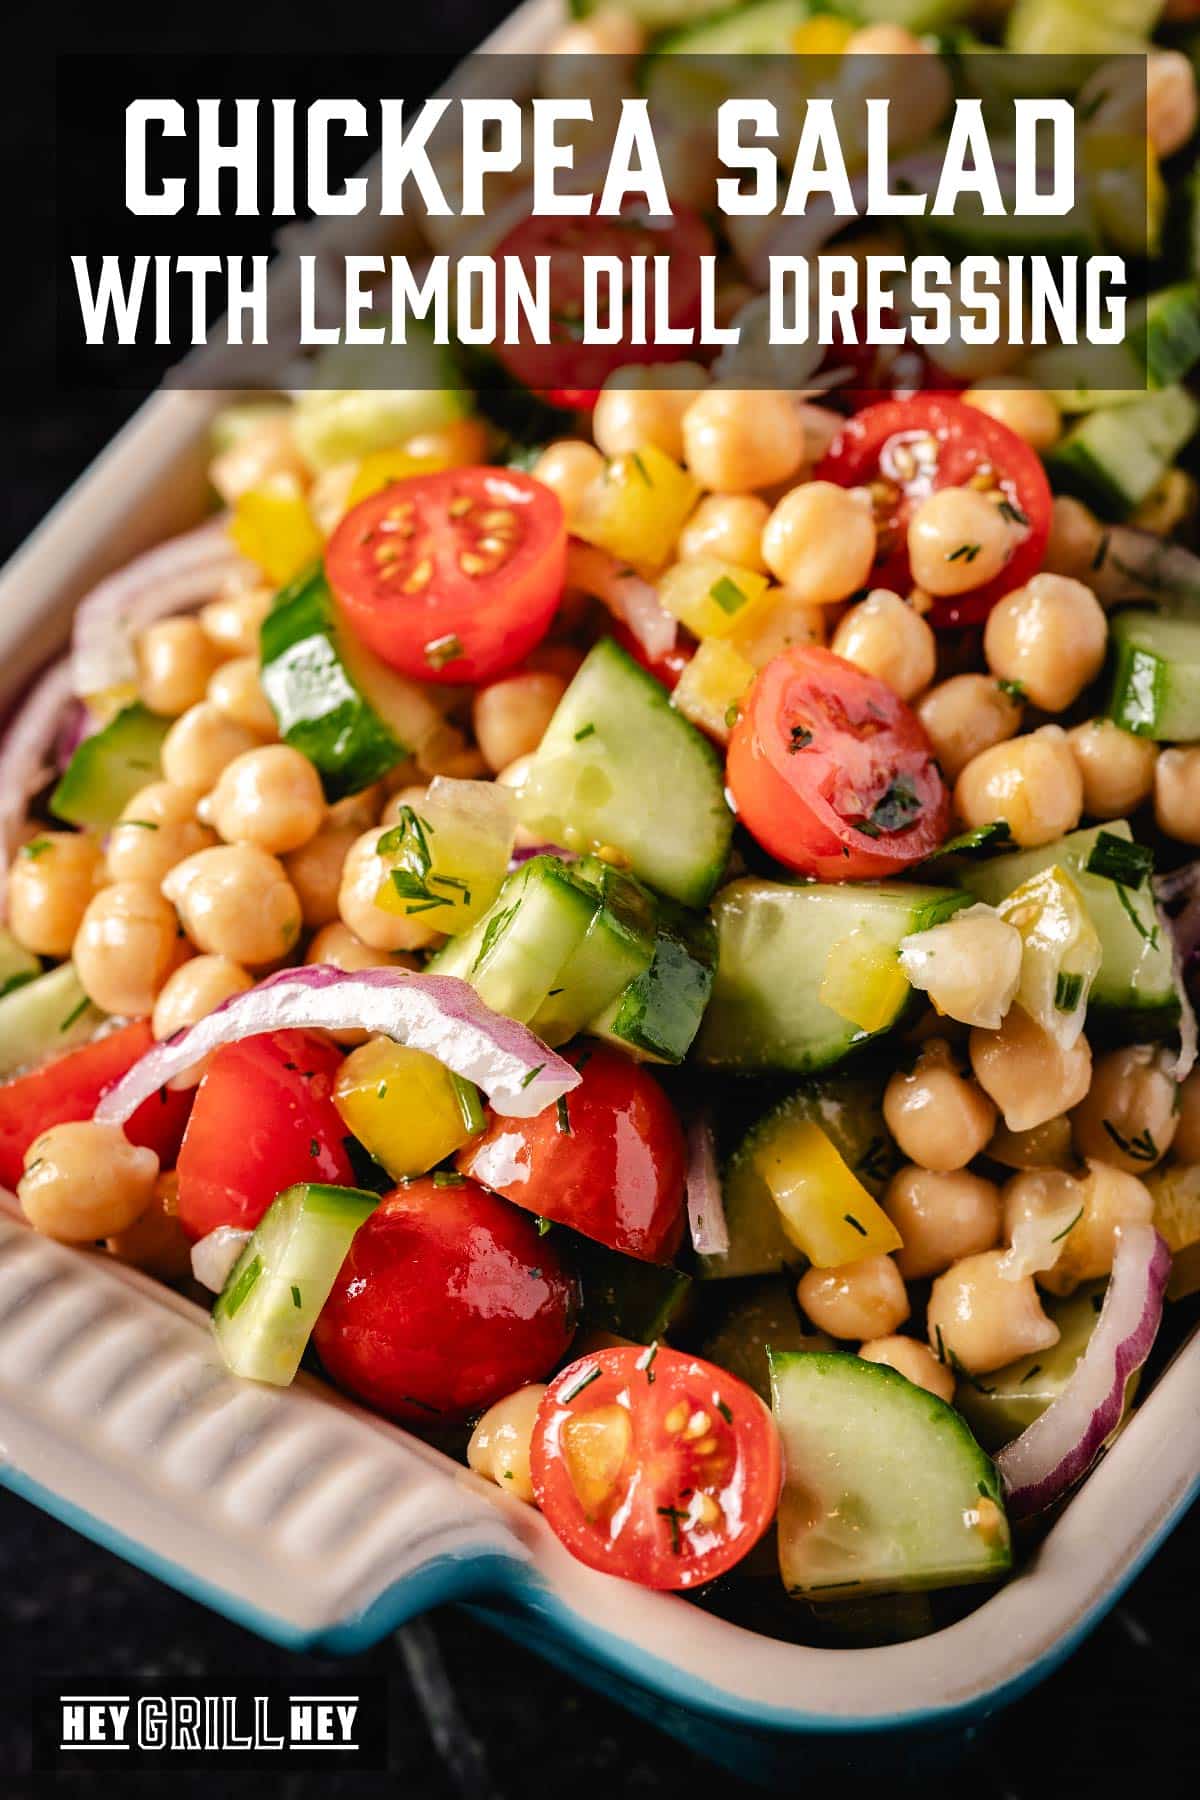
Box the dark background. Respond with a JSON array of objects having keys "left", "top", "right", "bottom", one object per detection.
[{"left": 2, "top": 2, "right": 1198, "bottom": 1792}]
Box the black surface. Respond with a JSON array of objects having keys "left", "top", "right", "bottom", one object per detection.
[{"left": 2, "top": 5, "right": 1198, "bottom": 1793}]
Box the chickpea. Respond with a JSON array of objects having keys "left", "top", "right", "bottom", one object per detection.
[
  {"left": 199, "top": 584, "right": 273, "bottom": 658},
  {"left": 209, "top": 417, "right": 308, "bottom": 507},
  {"left": 106, "top": 782, "right": 216, "bottom": 887},
  {"left": 679, "top": 494, "right": 770, "bottom": 572},
  {"left": 592, "top": 364, "right": 706, "bottom": 464},
  {"left": 682, "top": 389, "right": 808, "bottom": 495},
  {"left": 969, "top": 1006, "right": 1092, "bottom": 1133},
  {"left": 207, "top": 656, "right": 277, "bottom": 737},
  {"left": 284, "top": 825, "right": 359, "bottom": 929},
  {"left": 1070, "top": 1042, "right": 1179, "bottom": 1172},
  {"left": 472, "top": 673, "right": 567, "bottom": 775},
  {"left": 927, "top": 1250, "right": 1059, "bottom": 1375},
  {"left": 329, "top": 782, "right": 387, "bottom": 829},
  {"left": 466, "top": 1383, "right": 547, "bottom": 1503},
  {"left": 106, "top": 1171, "right": 192, "bottom": 1282},
  {"left": 152, "top": 954, "right": 253, "bottom": 1041},
  {"left": 1065, "top": 719, "right": 1158, "bottom": 820},
  {"left": 205, "top": 745, "right": 325, "bottom": 856},
  {"left": 761, "top": 482, "right": 875, "bottom": 602},
  {"left": 308, "top": 919, "right": 418, "bottom": 1045},
  {"left": 987, "top": 1113, "right": 1075, "bottom": 1172},
  {"left": 1147, "top": 49, "right": 1198, "bottom": 158},
  {"left": 1155, "top": 748, "right": 1200, "bottom": 845},
  {"left": 830, "top": 589, "right": 935, "bottom": 701},
  {"left": 858, "top": 1334, "right": 955, "bottom": 1403},
  {"left": 908, "top": 488, "right": 1015, "bottom": 597},
  {"left": 161, "top": 703, "right": 264, "bottom": 796},
  {"left": 138, "top": 617, "right": 223, "bottom": 718},
  {"left": 983, "top": 574, "right": 1107, "bottom": 713},
  {"left": 1000, "top": 1166, "right": 1082, "bottom": 1270},
  {"left": 163, "top": 845, "right": 302, "bottom": 965},
  {"left": 955, "top": 725, "right": 1084, "bottom": 849},
  {"left": 73, "top": 881, "right": 188, "bottom": 1015},
  {"left": 1040, "top": 1162, "right": 1155, "bottom": 1296},
  {"left": 1043, "top": 495, "right": 1105, "bottom": 582},
  {"left": 19, "top": 1121, "right": 158, "bottom": 1243},
  {"left": 884, "top": 1165, "right": 1003, "bottom": 1281},
  {"left": 1174, "top": 1067, "right": 1200, "bottom": 1164},
  {"left": 963, "top": 381, "right": 1061, "bottom": 452},
  {"left": 797, "top": 1254, "right": 910, "bottom": 1341},
  {"left": 882, "top": 1040, "right": 997, "bottom": 1172},
  {"left": 338, "top": 829, "right": 443, "bottom": 952},
  {"left": 307, "top": 462, "right": 359, "bottom": 538},
  {"left": 8, "top": 832, "right": 103, "bottom": 957},
  {"left": 916, "top": 674, "right": 1023, "bottom": 783},
  {"left": 531, "top": 441, "right": 605, "bottom": 525}
]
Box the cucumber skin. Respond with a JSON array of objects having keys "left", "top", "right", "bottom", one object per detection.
[
  {"left": 0, "top": 964, "right": 105, "bottom": 1080},
  {"left": 1107, "top": 611, "right": 1200, "bottom": 742},
  {"left": 592, "top": 895, "right": 717, "bottom": 1063},
  {"left": 1046, "top": 388, "right": 1200, "bottom": 519},
  {"left": 50, "top": 705, "right": 170, "bottom": 831}
]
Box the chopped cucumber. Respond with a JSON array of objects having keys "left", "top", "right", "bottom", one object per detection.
[
  {"left": 0, "top": 964, "right": 105, "bottom": 1079},
  {"left": 696, "top": 1276, "right": 831, "bottom": 1401},
  {"left": 289, "top": 335, "right": 468, "bottom": 472},
  {"left": 1106, "top": 609, "right": 1200, "bottom": 741},
  {"left": 955, "top": 1282, "right": 1110, "bottom": 1452},
  {"left": 213, "top": 1182, "right": 379, "bottom": 1385},
  {"left": 50, "top": 705, "right": 170, "bottom": 831},
  {"left": 1032, "top": 288, "right": 1200, "bottom": 399},
  {"left": 570, "top": 1233, "right": 692, "bottom": 1343},
  {"left": 517, "top": 638, "right": 733, "bottom": 909},
  {"left": 589, "top": 891, "right": 717, "bottom": 1064},
  {"left": 530, "top": 858, "right": 656, "bottom": 1048},
  {"left": 1046, "top": 387, "right": 1200, "bottom": 518},
  {"left": 694, "top": 879, "right": 967, "bottom": 1072},
  {"left": 653, "top": 0, "right": 811, "bottom": 52},
  {"left": 770, "top": 1350, "right": 1012, "bottom": 1597},
  {"left": 961, "top": 822, "right": 1176, "bottom": 1025},
  {"left": 1135, "top": 284, "right": 1200, "bottom": 391},
  {"left": 0, "top": 928, "right": 40, "bottom": 1003},
  {"left": 428, "top": 856, "right": 597, "bottom": 1023}
]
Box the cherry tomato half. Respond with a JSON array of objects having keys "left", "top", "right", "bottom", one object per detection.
[
  {"left": 174, "top": 1029, "right": 354, "bottom": 1241},
  {"left": 817, "top": 393, "right": 1051, "bottom": 627},
  {"left": 494, "top": 203, "right": 713, "bottom": 396},
  {"left": 458, "top": 1045, "right": 687, "bottom": 1265},
  {"left": 611, "top": 621, "right": 696, "bottom": 694},
  {"left": 531, "top": 1345, "right": 781, "bottom": 1591},
  {"left": 727, "top": 645, "right": 950, "bottom": 881},
  {"left": 313, "top": 1176, "right": 578, "bottom": 1423},
  {"left": 327, "top": 467, "right": 566, "bottom": 685},
  {"left": 0, "top": 1019, "right": 192, "bottom": 1192}
]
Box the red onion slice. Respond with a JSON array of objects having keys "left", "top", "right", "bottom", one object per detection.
[
  {"left": 566, "top": 542, "right": 677, "bottom": 663},
  {"left": 93, "top": 966, "right": 580, "bottom": 1124},
  {"left": 997, "top": 1224, "right": 1171, "bottom": 1520},
  {"left": 0, "top": 658, "right": 76, "bottom": 912},
  {"left": 685, "top": 1111, "right": 728, "bottom": 1257},
  {"left": 191, "top": 1226, "right": 251, "bottom": 1293}
]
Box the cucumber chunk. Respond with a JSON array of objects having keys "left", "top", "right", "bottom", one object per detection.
[
  {"left": 212, "top": 1182, "right": 379, "bottom": 1386},
  {"left": 0, "top": 964, "right": 105, "bottom": 1080},
  {"left": 0, "top": 928, "right": 41, "bottom": 1002},
  {"left": 1106, "top": 609, "right": 1200, "bottom": 741},
  {"left": 589, "top": 890, "right": 717, "bottom": 1064},
  {"left": 955, "top": 1282, "right": 1110, "bottom": 1451},
  {"left": 428, "top": 856, "right": 598, "bottom": 1023},
  {"left": 50, "top": 705, "right": 170, "bottom": 831},
  {"left": 1046, "top": 387, "right": 1200, "bottom": 518},
  {"left": 654, "top": 0, "right": 810, "bottom": 51},
  {"left": 770, "top": 1350, "right": 1012, "bottom": 1597},
  {"left": 531, "top": 859, "right": 656, "bottom": 1047},
  {"left": 694, "top": 878, "right": 967, "bottom": 1072},
  {"left": 517, "top": 637, "right": 733, "bottom": 908}
]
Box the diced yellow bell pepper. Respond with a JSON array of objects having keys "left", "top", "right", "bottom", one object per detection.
[
  {"left": 751, "top": 1117, "right": 902, "bottom": 1268},
  {"left": 819, "top": 928, "right": 911, "bottom": 1034},
  {"left": 347, "top": 418, "right": 492, "bottom": 509},
  {"left": 727, "top": 587, "right": 825, "bottom": 669},
  {"left": 672, "top": 639, "right": 756, "bottom": 745},
  {"left": 373, "top": 777, "right": 516, "bottom": 934},
  {"left": 1130, "top": 467, "right": 1197, "bottom": 537},
  {"left": 791, "top": 14, "right": 854, "bottom": 53},
  {"left": 658, "top": 557, "right": 771, "bottom": 642},
  {"left": 572, "top": 446, "right": 700, "bottom": 573},
  {"left": 333, "top": 1037, "right": 483, "bottom": 1179},
  {"left": 1147, "top": 1162, "right": 1200, "bottom": 1301},
  {"left": 228, "top": 472, "right": 323, "bottom": 584}
]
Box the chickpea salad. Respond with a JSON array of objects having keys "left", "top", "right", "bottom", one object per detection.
[{"left": 5, "top": 3, "right": 1200, "bottom": 1638}]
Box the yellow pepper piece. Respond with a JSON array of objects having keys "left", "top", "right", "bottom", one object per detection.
[
  {"left": 671, "top": 639, "right": 755, "bottom": 745},
  {"left": 657, "top": 558, "right": 771, "bottom": 641},
  {"left": 791, "top": 14, "right": 854, "bottom": 53},
  {"left": 347, "top": 420, "right": 497, "bottom": 508},
  {"left": 333, "top": 1038, "right": 483, "bottom": 1179},
  {"left": 573, "top": 446, "right": 701, "bottom": 573},
  {"left": 752, "top": 1118, "right": 902, "bottom": 1268},
  {"left": 228, "top": 472, "right": 323, "bottom": 584},
  {"left": 1147, "top": 1162, "right": 1200, "bottom": 1301},
  {"left": 727, "top": 587, "right": 824, "bottom": 669},
  {"left": 819, "top": 928, "right": 911, "bottom": 1033},
  {"left": 373, "top": 777, "right": 516, "bottom": 934}
]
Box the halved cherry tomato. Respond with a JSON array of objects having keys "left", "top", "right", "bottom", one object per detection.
[
  {"left": 0, "top": 1019, "right": 192, "bottom": 1192},
  {"left": 611, "top": 621, "right": 696, "bottom": 693},
  {"left": 531, "top": 1345, "right": 781, "bottom": 1591},
  {"left": 727, "top": 645, "right": 950, "bottom": 881},
  {"left": 313, "top": 1175, "right": 577, "bottom": 1423},
  {"left": 174, "top": 1029, "right": 354, "bottom": 1241},
  {"left": 458, "top": 1045, "right": 686, "bottom": 1264},
  {"left": 819, "top": 307, "right": 961, "bottom": 404},
  {"left": 494, "top": 203, "right": 713, "bottom": 396},
  {"left": 817, "top": 393, "right": 1051, "bottom": 627},
  {"left": 327, "top": 467, "right": 566, "bottom": 685}
]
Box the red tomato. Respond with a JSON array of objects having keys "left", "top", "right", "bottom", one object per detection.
[
  {"left": 313, "top": 1176, "right": 577, "bottom": 1423},
  {"left": 494, "top": 204, "right": 713, "bottom": 395},
  {"left": 174, "top": 1030, "right": 354, "bottom": 1241},
  {"left": 531, "top": 1345, "right": 781, "bottom": 1591},
  {"left": 327, "top": 467, "right": 566, "bottom": 685},
  {"left": 819, "top": 306, "right": 959, "bottom": 403},
  {"left": 546, "top": 387, "right": 600, "bottom": 412},
  {"left": 611, "top": 622, "right": 695, "bottom": 694},
  {"left": 0, "top": 1019, "right": 192, "bottom": 1191},
  {"left": 458, "top": 1046, "right": 686, "bottom": 1265},
  {"left": 817, "top": 393, "right": 1051, "bottom": 627},
  {"left": 727, "top": 645, "right": 950, "bottom": 881}
]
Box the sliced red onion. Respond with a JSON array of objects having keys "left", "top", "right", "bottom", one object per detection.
[
  {"left": 1093, "top": 527, "right": 1200, "bottom": 609},
  {"left": 566, "top": 541, "right": 677, "bottom": 663},
  {"left": 508, "top": 843, "right": 576, "bottom": 869},
  {"left": 191, "top": 1226, "right": 251, "bottom": 1293},
  {"left": 997, "top": 1224, "right": 1171, "bottom": 1520},
  {"left": 93, "top": 966, "right": 580, "bottom": 1125},
  {"left": 685, "top": 1111, "right": 728, "bottom": 1257},
  {"left": 71, "top": 516, "right": 255, "bottom": 699},
  {"left": 0, "top": 658, "right": 75, "bottom": 912}
]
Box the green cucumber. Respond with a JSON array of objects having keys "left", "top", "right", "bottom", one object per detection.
[
  {"left": 517, "top": 637, "right": 733, "bottom": 909},
  {"left": 289, "top": 339, "right": 469, "bottom": 472},
  {"left": 589, "top": 891, "right": 717, "bottom": 1064},
  {"left": 961, "top": 822, "right": 1176, "bottom": 1024},
  {"left": 0, "top": 929, "right": 41, "bottom": 1003},
  {"left": 653, "top": 0, "right": 810, "bottom": 51},
  {"left": 699, "top": 1077, "right": 896, "bottom": 1281},
  {"left": 694, "top": 879, "right": 968, "bottom": 1072},
  {"left": 50, "top": 705, "right": 170, "bottom": 831},
  {"left": 213, "top": 1182, "right": 379, "bottom": 1386},
  {"left": 770, "top": 1350, "right": 1012, "bottom": 1597},
  {"left": 1046, "top": 386, "right": 1200, "bottom": 517},
  {"left": 530, "top": 859, "right": 656, "bottom": 1047},
  {"left": 955, "top": 1282, "right": 1110, "bottom": 1451},
  {"left": 1106, "top": 609, "right": 1200, "bottom": 740},
  {"left": 696, "top": 1276, "right": 831, "bottom": 1400},
  {"left": 0, "top": 964, "right": 105, "bottom": 1079},
  {"left": 570, "top": 1233, "right": 692, "bottom": 1343},
  {"left": 428, "top": 856, "right": 598, "bottom": 1023},
  {"left": 1135, "top": 284, "right": 1200, "bottom": 391}
]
